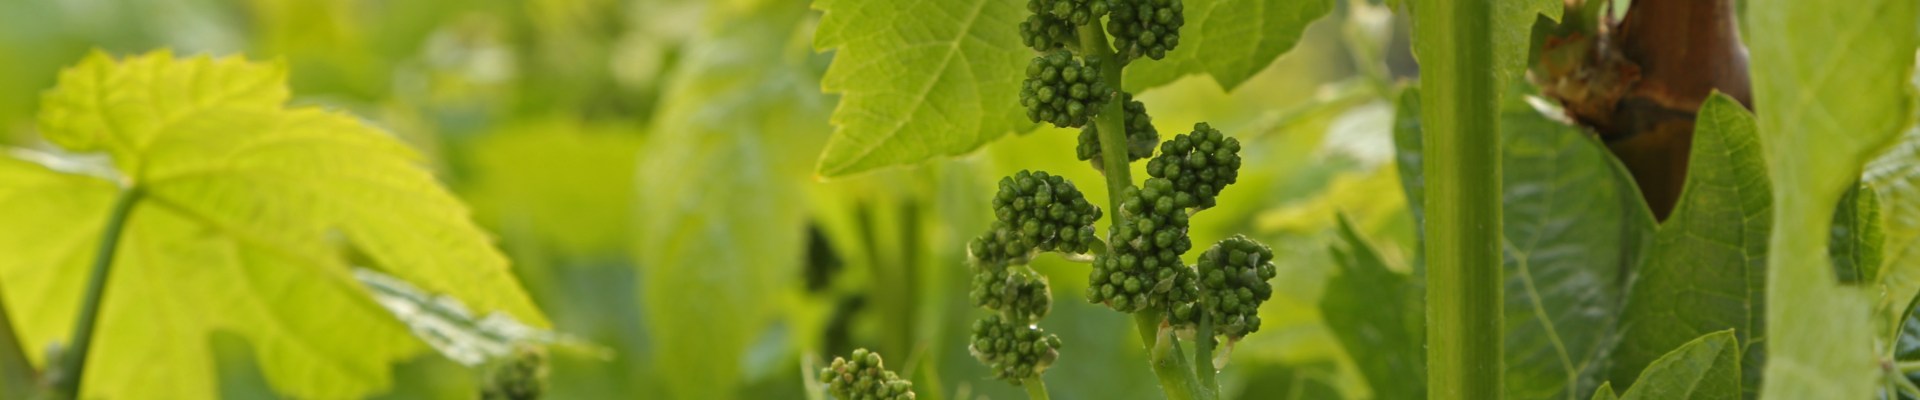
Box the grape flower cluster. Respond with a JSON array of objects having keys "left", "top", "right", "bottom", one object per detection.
[
  {"left": 480, "top": 346, "right": 548, "bottom": 400},
  {"left": 1106, "top": 0, "right": 1185, "bottom": 62},
  {"left": 1018, "top": 0, "right": 1106, "bottom": 51},
  {"left": 820, "top": 348, "right": 916, "bottom": 400},
  {"left": 968, "top": 314, "right": 1063, "bottom": 382},
  {"left": 1021, "top": 51, "right": 1111, "bottom": 128},
  {"left": 1087, "top": 178, "right": 1198, "bottom": 313},
  {"left": 965, "top": 169, "right": 1099, "bottom": 385},
  {"left": 1181, "top": 235, "right": 1278, "bottom": 340},
  {"left": 1146, "top": 122, "right": 1242, "bottom": 210}
]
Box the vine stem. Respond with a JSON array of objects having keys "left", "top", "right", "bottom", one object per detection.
[
  {"left": 1024, "top": 378, "right": 1051, "bottom": 400},
  {"left": 49, "top": 186, "right": 142, "bottom": 399},
  {"left": 1194, "top": 313, "right": 1218, "bottom": 398},
  {"left": 1076, "top": 22, "right": 1209, "bottom": 400},
  {"left": 1132, "top": 311, "right": 1205, "bottom": 400},
  {"left": 1411, "top": 0, "right": 1502, "bottom": 397}
]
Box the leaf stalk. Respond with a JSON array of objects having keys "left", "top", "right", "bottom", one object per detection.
[{"left": 49, "top": 186, "right": 143, "bottom": 399}]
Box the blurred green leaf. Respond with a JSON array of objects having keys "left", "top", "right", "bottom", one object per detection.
[
  {"left": 461, "top": 119, "right": 645, "bottom": 257},
  {"left": 1394, "top": 87, "right": 1654, "bottom": 399},
  {"left": 636, "top": 1, "right": 834, "bottom": 398},
  {"left": 1746, "top": 0, "right": 1917, "bottom": 396},
  {"left": 1322, "top": 215, "right": 1424, "bottom": 399},
  {"left": 1872, "top": 128, "right": 1920, "bottom": 347},
  {"left": 810, "top": 0, "right": 1034, "bottom": 177},
  {"left": 1618, "top": 330, "right": 1740, "bottom": 400},
  {"left": 1121, "top": 0, "right": 1335, "bottom": 92},
  {"left": 2, "top": 50, "right": 545, "bottom": 399},
  {"left": 1612, "top": 95, "right": 1767, "bottom": 397}
]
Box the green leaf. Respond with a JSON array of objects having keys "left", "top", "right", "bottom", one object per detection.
[
  {"left": 1393, "top": 87, "right": 1655, "bottom": 399},
  {"left": 810, "top": 0, "right": 1034, "bottom": 177},
  {"left": 1491, "top": 0, "right": 1560, "bottom": 92},
  {"left": 1591, "top": 381, "right": 1617, "bottom": 400},
  {"left": 1746, "top": 0, "right": 1917, "bottom": 397},
  {"left": 1871, "top": 128, "right": 1920, "bottom": 343},
  {"left": 1498, "top": 108, "right": 1650, "bottom": 400},
  {"left": 1, "top": 50, "right": 546, "bottom": 399},
  {"left": 1618, "top": 330, "right": 1741, "bottom": 400},
  {"left": 1120, "top": 0, "right": 1335, "bottom": 92},
  {"left": 1612, "top": 95, "right": 1767, "bottom": 398},
  {"left": 1830, "top": 183, "right": 1883, "bottom": 284},
  {"left": 638, "top": 3, "right": 834, "bottom": 399},
  {"left": 1322, "top": 215, "right": 1425, "bottom": 400}
]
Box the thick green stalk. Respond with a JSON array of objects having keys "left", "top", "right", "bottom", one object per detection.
[
  {"left": 1193, "top": 314, "right": 1219, "bottom": 398},
  {"left": 1131, "top": 310, "right": 1204, "bottom": 400},
  {"left": 49, "top": 187, "right": 142, "bottom": 399},
  {"left": 1076, "top": 23, "right": 1207, "bottom": 400},
  {"left": 1078, "top": 28, "right": 1134, "bottom": 209},
  {"left": 1411, "top": 0, "right": 1503, "bottom": 398},
  {"left": 1024, "top": 378, "right": 1051, "bottom": 400},
  {"left": 0, "top": 286, "right": 36, "bottom": 399}
]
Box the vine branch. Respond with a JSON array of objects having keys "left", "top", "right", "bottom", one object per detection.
[{"left": 1413, "top": 0, "right": 1503, "bottom": 397}]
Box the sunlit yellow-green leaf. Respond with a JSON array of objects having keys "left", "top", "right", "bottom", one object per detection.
[{"left": 1, "top": 50, "right": 546, "bottom": 399}]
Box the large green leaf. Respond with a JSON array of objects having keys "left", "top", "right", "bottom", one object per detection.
[
  {"left": 810, "top": 0, "right": 1033, "bottom": 177},
  {"left": 1392, "top": 88, "right": 1654, "bottom": 399},
  {"left": 1494, "top": 99, "right": 1650, "bottom": 400},
  {"left": 637, "top": 2, "right": 834, "bottom": 399},
  {"left": 1, "top": 50, "right": 546, "bottom": 399},
  {"left": 1322, "top": 215, "right": 1425, "bottom": 400},
  {"left": 1612, "top": 95, "right": 1767, "bottom": 397},
  {"left": 1745, "top": 0, "right": 1917, "bottom": 398},
  {"left": 1617, "top": 330, "right": 1741, "bottom": 400},
  {"left": 1120, "top": 0, "right": 1334, "bottom": 92}
]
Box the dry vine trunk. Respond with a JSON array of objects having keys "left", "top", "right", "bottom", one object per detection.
[{"left": 1539, "top": 0, "right": 1753, "bottom": 219}]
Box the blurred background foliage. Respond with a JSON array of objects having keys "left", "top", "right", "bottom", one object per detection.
[{"left": 0, "top": 0, "right": 1430, "bottom": 398}]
